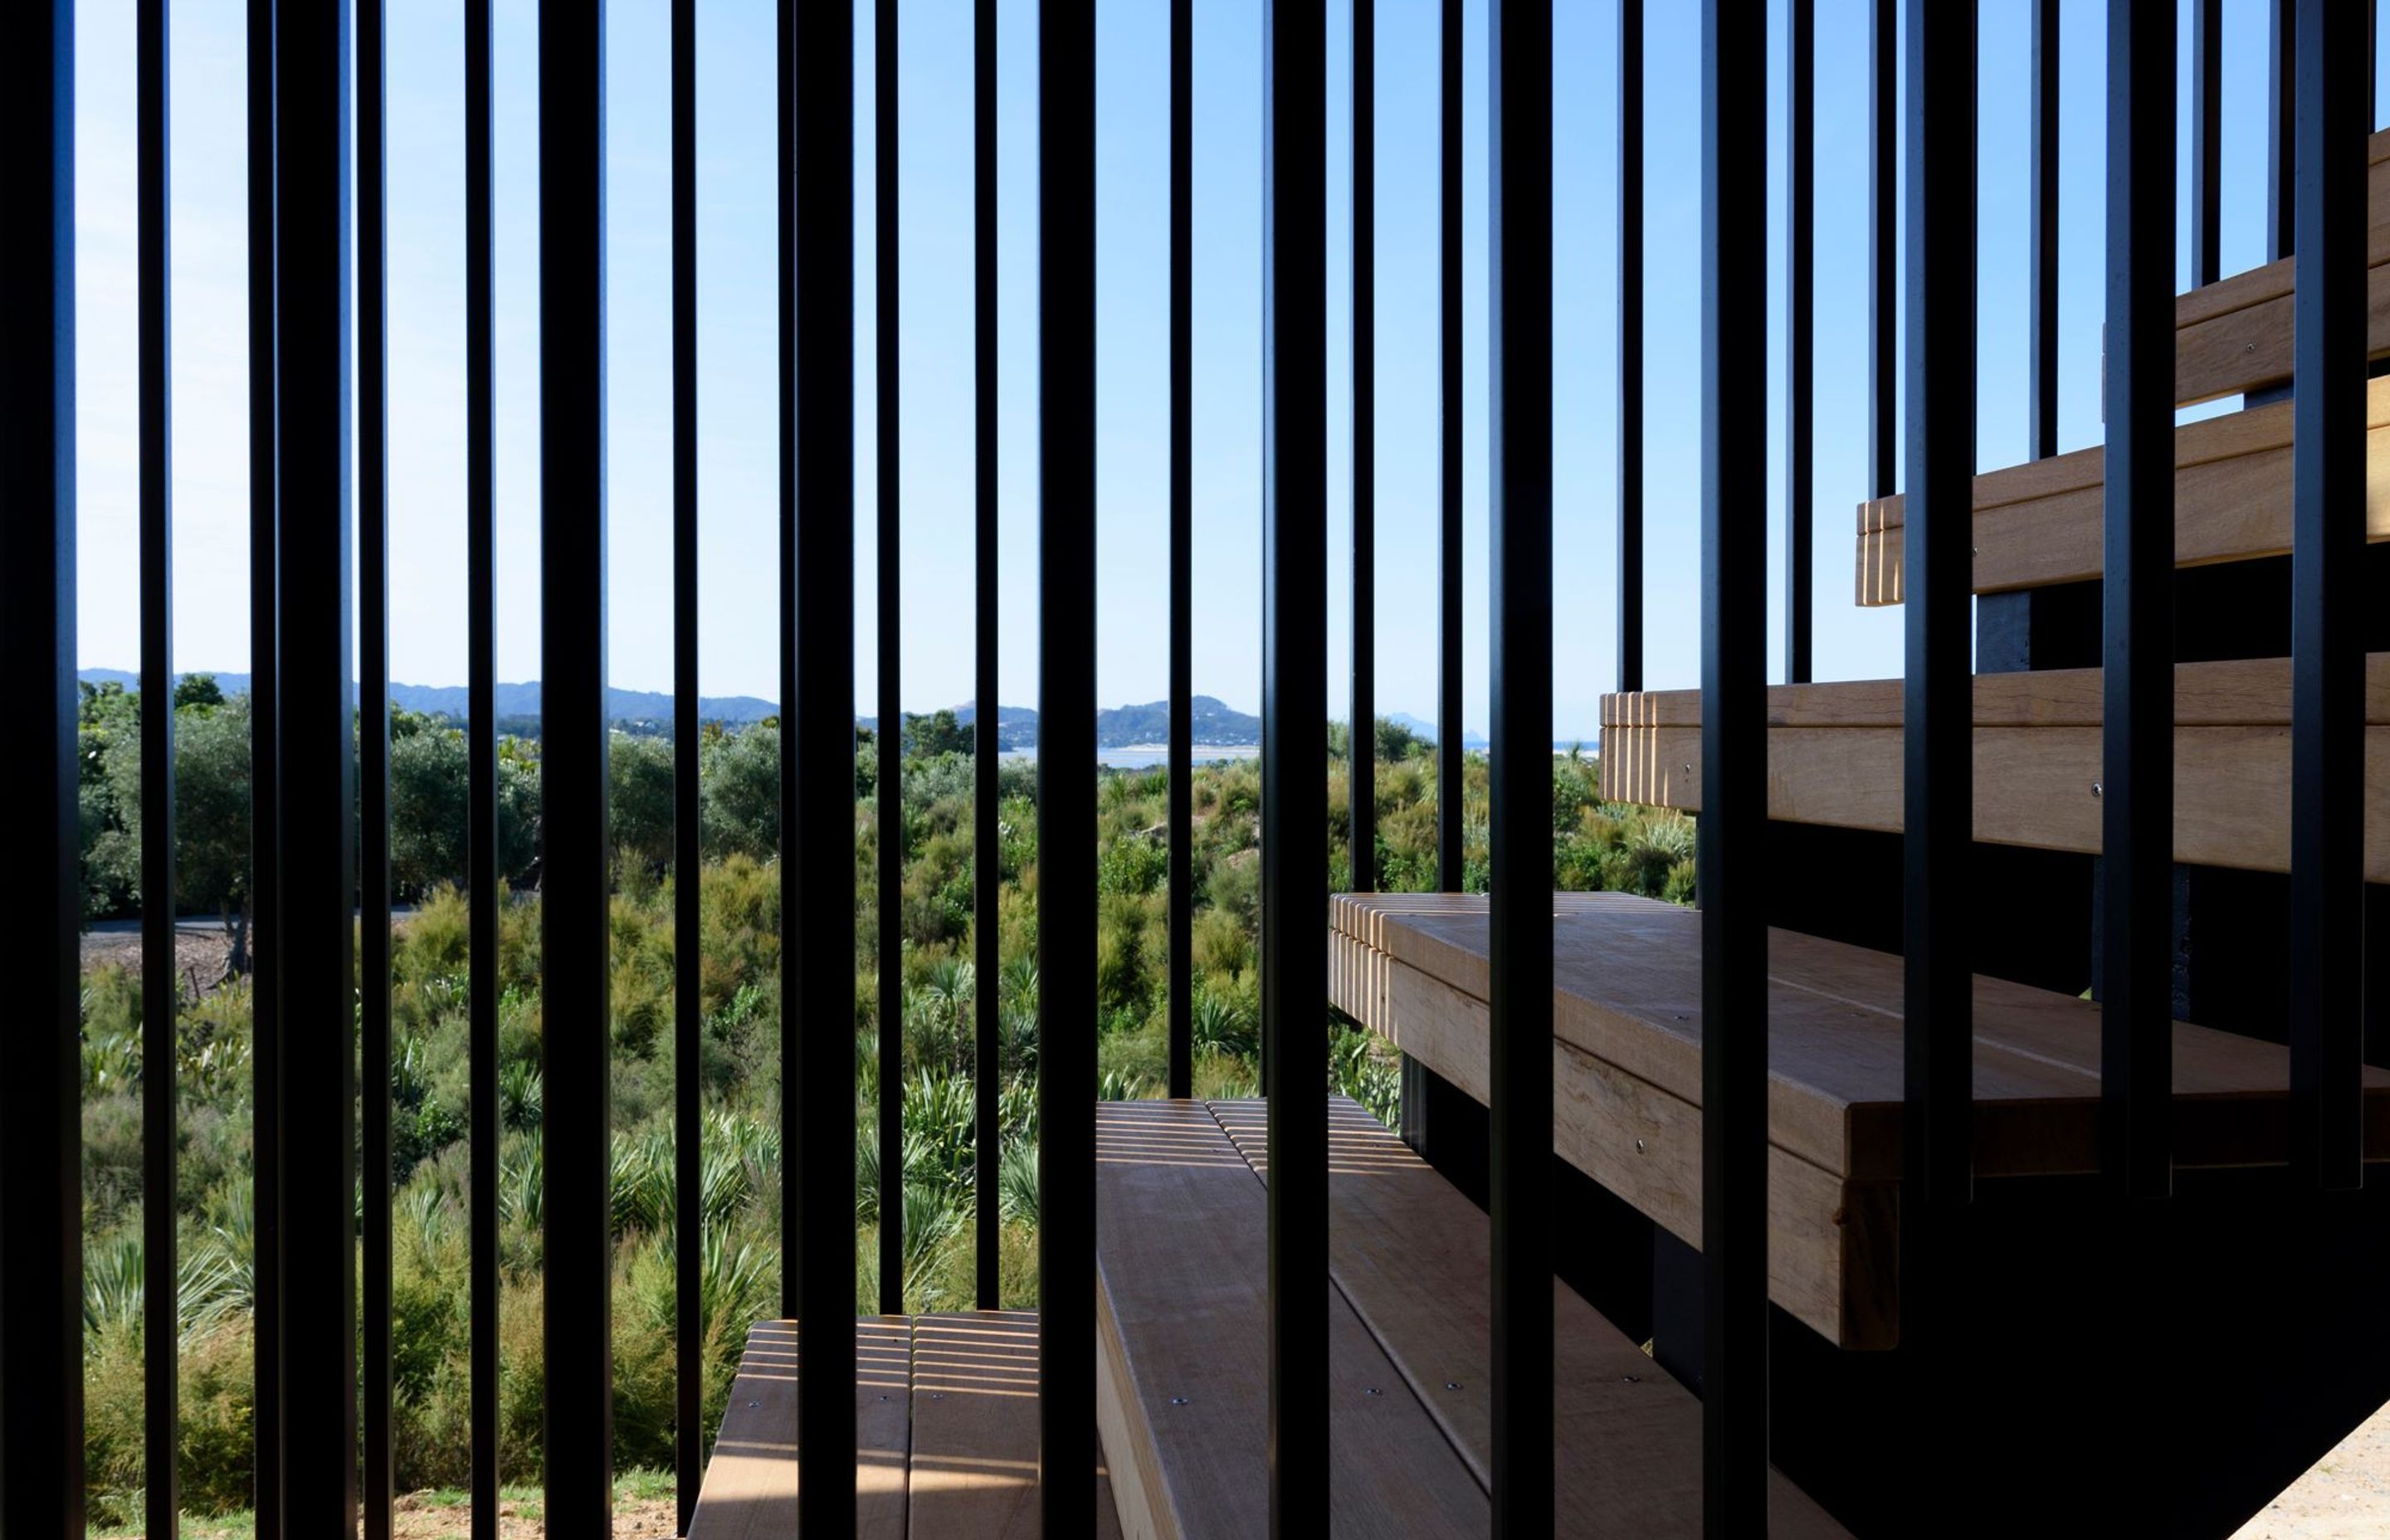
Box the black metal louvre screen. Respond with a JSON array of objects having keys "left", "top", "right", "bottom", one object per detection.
[{"left": 4, "top": 2, "right": 2384, "bottom": 1538}]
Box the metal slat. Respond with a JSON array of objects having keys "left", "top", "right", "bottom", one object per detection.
[
  {"left": 1264, "top": 0, "right": 1329, "bottom": 1527},
  {"left": 1617, "top": 0, "right": 1643, "bottom": 696},
  {"left": 2193, "top": 0, "right": 2221, "bottom": 288},
  {"left": 1869, "top": 0, "right": 1896, "bottom": 500},
  {"left": 671, "top": 0, "right": 703, "bottom": 1523},
  {"left": 0, "top": 4, "right": 86, "bottom": 1533},
  {"left": 243, "top": 1, "right": 282, "bottom": 1527},
  {"left": 463, "top": 2, "right": 500, "bottom": 1528},
  {"left": 1038, "top": 2, "right": 1098, "bottom": 1530},
  {"left": 1901, "top": 0, "right": 1977, "bottom": 1320},
  {"left": 876, "top": 0, "right": 906, "bottom": 1319},
  {"left": 139, "top": 1, "right": 182, "bottom": 1531},
  {"left": 1436, "top": 0, "right": 1465, "bottom": 891},
  {"left": 1352, "top": 0, "right": 1378, "bottom": 893},
  {"left": 2030, "top": 0, "right": 2060, "bottom": 461},
  {"left": 974, "top": 0, "right": 1004, "bottom": 1303},
  {"left": 1700, "top": 2, "right": 1768, "bottom": 1530},
  {"left": 1491, "top": 0, "right": 1554, "bottom": 1529},
  {"left": 785, "top": 0, "right": 860, "bottom": 1523},
  {"left": 1167, "top": 0, "right": 1193, "bottom": 1100},
  {"left": 358, "top": 0, "right": 396, "bottom": 1531},
  {"left": 2272, "top": 0, "right": 2296, "bottom": 262},
  {"left": 2102, "top": 0, "right": 2175, "bottom": 1201},
  {"left": 1784, "top": 0, "right": 1813, "bottom": 685},
  {"left": 538, "top": 2, "right": 612, "bottom": 1526},
  {"left": 274, "top": 0, "right": 360, "bottom": 1523},
  {"left": 2290, "top": 0, "right": 2368, "bottom": 1191}
]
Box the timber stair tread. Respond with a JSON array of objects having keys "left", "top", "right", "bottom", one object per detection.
[
  {"left": 2170, "top": 126, "right": 2390, "bottom": 407},
  {"left": 1207, "top": 1096, "right": 1850, "bottom": 1538},
  {"left": 688, "top": 1312, "right": 1122, "bottom": 1538},
  {"left": 1327, "top": 892, "right": 2390, "bottom": 1352},
  {"left": 1598, "top": 655, "right": 2390, "bottom": 881},
  {"left": 1093, "top": 1094, "right": 1847, "bottom": 1536},
  {"left": 1853, "top": 373, "right": 2390, "bottom": 605}
]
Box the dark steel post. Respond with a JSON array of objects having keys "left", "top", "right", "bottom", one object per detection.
[
  {"left": 1617, "top": 0, "right": 1643, "bottom": 696},
  {"left": 464, "top": 2, "right": 500, "bottom": 1528},
  {"left": 1700, "top": 2, "right": 1768, "bottom": 1529},
  {"left": 274, "top": 0, "right": 359, "bottom": 1524},
  {"left": 2031, "top": 0, "right": 2060, "bottom": 461},
  {"left": 2272, "top": 0, "right": 2297, "bottom": 262},
  {"left": 1264, "top": 0, "right": 1329, "bottom": 1528},
  {"left": 139, "top": 2, "right": 183, "bottom": 1532},
  {"left": 2290, "top": 0, "right": 2368, "bottom": 1191},
  {"left": 539, "top": 2, "right": 612, "bottom": 1527},
  {"left": 1491, "top": 0, "right": 1554, "bottom": 1530},
  {"left": 1436, "top": 0, "right": 1466, "bottom": 889},
  {"left": 876, "top": 0, "right": 906, "bottom": 1318},
  {"left": 2193, "top": 0, "right": 2221, "bottom": 287},
  {"left": 0, "top": 5, "right": 85, "bottom": 1533},
  {"left": 1039, "top": 2, "right": 1098, "bottom": 1530},
  {"left": 1168, "top": 0, "right": 1195, "bottom": 1098},
  {"left": 1869, "top": 0, "right": 1897, "bottom": 500},
  {"left": 786, "top": 0, "right": 859, "bottom": 1522},
  {"left": 358, "top": 0, "right": 396, "bottom": 1531},
  {"left": 1784, "top": 0, "right": 1813, "bottom": 685},
  {"left": 2103, "top": 0, "right": 2175, "bottom": 1201},
  {"left": 1352, "top": 0, "right": 1378, "bottom": 890},
  {"left": 975, "top": 0, "right": 1005, "bottom": 1297},
  {"left": 1902, "top": 0, "right": 1977, "bottom": 1344},
  {"left": 671, "top": 0, "right": 703, "bottom": 1523},
  {"left": 243, "top": 1, "right": 282, "bottom": 1524}
]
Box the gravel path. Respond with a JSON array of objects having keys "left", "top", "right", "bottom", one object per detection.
[{"left": 2231, "top": 1401, "right": 2390, "bottom": 1539}]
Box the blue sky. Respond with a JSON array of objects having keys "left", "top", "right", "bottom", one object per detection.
[{"left": 73, "top": 1, "right": 2387, "bottom": 741}]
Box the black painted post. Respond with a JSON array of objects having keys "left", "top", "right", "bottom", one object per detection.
[
  {"left": 0, "top": 5, "right": 85, "bottom": 1533},
  {"left": 2103, "top": 0, "right": 2176, "bottom": 1200},
  {"left": 2290, "top": 0, "right": 2368, "bottom": 1190},
  {"left": 1039, "top": 2, "right": 1098, "bottom": 1529},
  {"left": 539, "top": 1, "right": 612, "bottom": 1527},
  {"left": 1492, "top": 0, "right": 1555, "bottom": 1529},
  {"left": 275, "top": 0, "right": 360, "bottom": 1524},
  {"left": 1700, "top": 2, "right": 1768, "bottom": 1530}
]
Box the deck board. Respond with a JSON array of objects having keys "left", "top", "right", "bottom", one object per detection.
[
  {"left": 687, "top": 1315, "right": 912, "bottom": 1540},
  {"left": 1207, "top": 1096, "right": 1850, "bottom": 1538},
  {"left": 1093, "top": 1098, "right": 1491, "bottom": 1538}
]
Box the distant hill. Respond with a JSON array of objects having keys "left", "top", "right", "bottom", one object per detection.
[
  {"left": 1383, "top": 710, "right": 1489, "bottom": 749},
  {"left": 80, "top": 671, "right": 1524, "bottom": 753},
  {"left": 79, "top": 670, "right": 778, "bottom": 726}
]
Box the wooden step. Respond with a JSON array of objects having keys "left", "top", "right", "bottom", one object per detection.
[
  {"left": 1094, "top": 1098, "right": 1492, "bottom": 1537},
  {"left": 2173, "top": 129, "right": 2390, "bottom": 407},
  {"left": 690, "top": 1313, "right": 1123, "bottom": 1538},
  {"left": 689, "top": 1316, "right": 913, "bottom": 1539},
  {"left": 1327, "top": 892, "right": 2390, "bottom": 1352},
  {"left": 1207, "top": 1095, "right": 1850, "bottom": 1538},
  {"left": 1599, "top": 655, "right": 2390, "bottom": 881},
  {"left": 1854, "top": 374, "right": 2390, "bottom": 606}
]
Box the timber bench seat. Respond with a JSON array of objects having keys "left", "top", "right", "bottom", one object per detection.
[
  {"left": 1852, "top": 373, "right": 2390, "bottom": 606},
  {"left": 689, "top": 1312, "right": 1121, "bottom": 1538},
  {"left": 1093, "top": 1095, "right": 1847, "bottom": 1536},
  {"left": 1599, "top": 655, "right": 2390, "bottom": 881},
  {"left": 1327, "top": 892, "right": 2390, "bottom": 1352}
]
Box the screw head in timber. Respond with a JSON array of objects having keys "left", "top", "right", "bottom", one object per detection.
[
  {"left": 1635, "top": 1138, "right": 1646, "bottom": 1153},
  {"left": 1446, "top": 1381, "right": 1461, "bottom": 1391},
  {"left": 1170, "top": 1396, "right": 1190, "bottom": 1406},
  {"left": 2091, "top": 781, "right": 2104, "bottom": 798}
]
